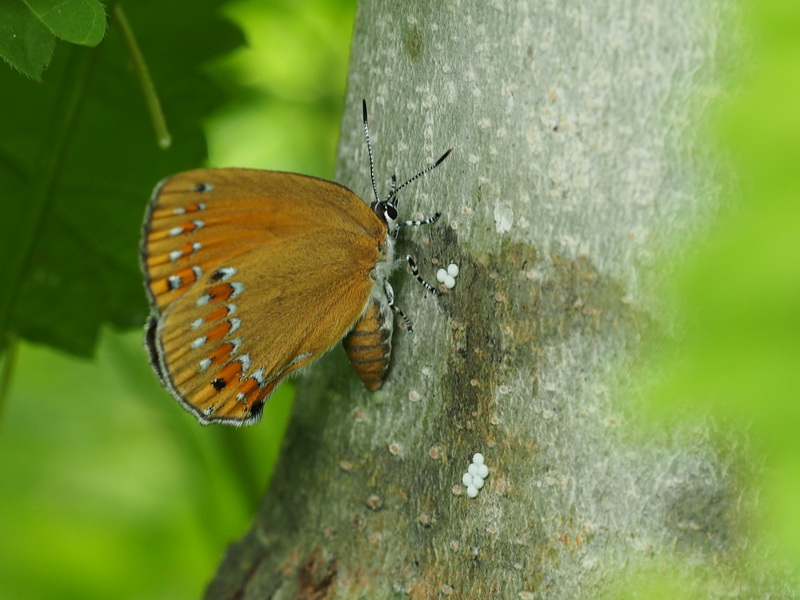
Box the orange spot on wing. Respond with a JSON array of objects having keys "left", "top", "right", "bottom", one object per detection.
[
  {"left": 217, "top": 361, "right": 242, "bottom": 383},
  {"left": 236, "top": 377, "right": 259, "bottom": 399},
  {"left": 206, "top": 283, "right": 237, "bottom": 301},
  {"left": 205, "top": 305, "right": 230, "bottom": 322},
  {"left": 175, "top": 266, "right": 199, "bottom": 285},
  {"left": 206, "top": 322, "right": 232, "bottom": 343},
  {"left": 209, "top": 342, "right": 235, "bottom": 363}
]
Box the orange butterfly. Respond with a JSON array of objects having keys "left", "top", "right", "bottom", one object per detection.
[{"left": 140, "top": 101, "right": 450, "bottom": 425}]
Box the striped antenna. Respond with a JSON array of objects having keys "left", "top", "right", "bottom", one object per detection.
[
  {"left": 362, "top": 99, "right": 380, "bottom": 205},
  {"left": 361, "top": 99, "right": 452, "bottom": 208},
  {"left": 387, "top": 149, "right": 452, "bottom": 208}
]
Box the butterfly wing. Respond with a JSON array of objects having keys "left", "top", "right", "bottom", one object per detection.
[{"left": 141, "top": 168, "right": 386, "bottom": 425}]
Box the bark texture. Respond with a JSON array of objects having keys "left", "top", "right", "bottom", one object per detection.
[{"left": 206, "top": 2, "right": 779, "bottom": 598}]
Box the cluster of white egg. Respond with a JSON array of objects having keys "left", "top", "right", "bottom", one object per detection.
[
  {"left": 461, "top": 453, "right": 489, "bottom": 498},
  {"left": 436, "top": 263, "right": 460, "bottom": 289}
]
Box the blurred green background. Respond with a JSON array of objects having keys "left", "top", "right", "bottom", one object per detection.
[
  {"left": 643, "top": 0, "right": 800, "bottom": 570},
  {"left": 1, "top": 0, "right": 798, "bottom": 598},
  {"left": 0, "top": 1, "right": 356, "bottom": 599}
]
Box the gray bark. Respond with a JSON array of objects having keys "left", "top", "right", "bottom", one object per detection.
[{"left": 206, "top": 1, "right": 785, "bottom": 598}]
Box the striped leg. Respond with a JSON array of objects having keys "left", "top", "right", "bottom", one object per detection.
[
  {"left": 396, "top": 211, "right": 441, "bottom": 229},
  {"left": 396, "top": 255, "right": 440, "bottom": 295},
  {"left": 384, "top": 281, "right": 414, "bottom": 332}
]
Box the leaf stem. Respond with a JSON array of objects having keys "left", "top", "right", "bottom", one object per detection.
[{"left": 112, "top": 4, "right": 172, "bottom": 149}]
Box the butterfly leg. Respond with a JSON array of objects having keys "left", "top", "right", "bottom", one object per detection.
[
  {"left": 396, "top": 211, "right": 441, "bottom": 229},
  {"left": 384, "top": 281, "right": 414, "bottom": 333},
  {"left": 396, "top": 255, "right": 440, "bottom": 295}
]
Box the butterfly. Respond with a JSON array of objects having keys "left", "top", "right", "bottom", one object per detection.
[{"left": 140, "top": 101, "right": 451, "bottom": 425}]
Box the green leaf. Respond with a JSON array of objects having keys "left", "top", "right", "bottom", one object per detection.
[
  {"left": 23, "top": 0, "right": 107, "bottom": 46},
  {"left": 0, "top": 1, "right": 55, "bottom": 80},
  {"left": 0, "top": 0, "right": 245, "bottom": 357}
]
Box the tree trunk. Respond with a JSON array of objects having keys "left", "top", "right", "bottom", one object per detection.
[{"left": 206, "top": 2, "right": 772, "bottom": 598}]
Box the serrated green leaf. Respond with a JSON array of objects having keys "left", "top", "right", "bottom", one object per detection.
[
  {"left": 0, "top": 0, "right": 245, "bottom": 357},
  {"left": 22, "top": 0, "right": 106, "bottom": 46},
  {"left": 0, "top": 1, "right": 55, "bottom": 80}
]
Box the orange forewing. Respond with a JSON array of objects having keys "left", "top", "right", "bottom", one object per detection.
[{"left": 141, "top": 169, "right": 387, "bottom": 425}]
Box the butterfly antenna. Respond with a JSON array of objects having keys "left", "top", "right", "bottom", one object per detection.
[
  {"left": 387, "top": 148, "right": 453, "bottom": 208},
  {"left": 362, "top": 99, "right": 380, "bottom": 204}
]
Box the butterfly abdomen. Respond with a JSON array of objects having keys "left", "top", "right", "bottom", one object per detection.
[{"left": 343, "top": 296, "right": 393, "bottom": 390}]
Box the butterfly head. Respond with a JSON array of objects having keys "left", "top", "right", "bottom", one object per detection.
[{"left": 371, "top": 199, "right": 399, "bottom": 233}]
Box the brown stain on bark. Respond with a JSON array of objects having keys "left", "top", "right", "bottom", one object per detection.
[
  {"left": 441, "top": 239, "right": 650, "bottom": 434},
  {"left": 297, "top": 549, "right": 338, "bottom": 599}
]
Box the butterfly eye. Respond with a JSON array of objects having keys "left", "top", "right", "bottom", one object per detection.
[{"left": 384, "top": 205, "right": 398, "bottom": 221}]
